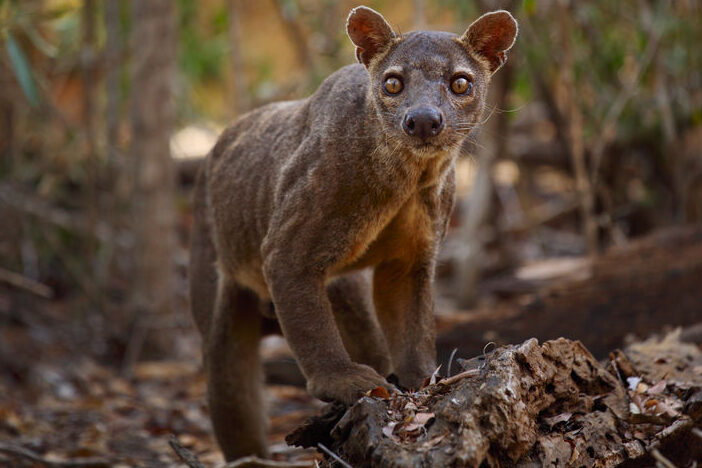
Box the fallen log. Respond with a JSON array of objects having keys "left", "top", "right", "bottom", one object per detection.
[
  {"left": 437, "top": 226, "right": 702, "bottom": 362},
  {"left": 287, "top": 334, "right": 702, "bottom": 467}
]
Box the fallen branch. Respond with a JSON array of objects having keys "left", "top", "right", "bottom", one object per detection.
[
  {"left": 438, "top": 226, "right": 702, "bottom": 361},
  {"left": 650, "top": 449, "right": 677, "bottom": 468},
  {"left": 168, "top": 435, "right": 206, "bottom": 468},
  {"left": 316, "top": 443, "right": 350, "bottom": 468},
  {"left": 226, "top": 456, "right": 315, "bottom": 468},
  {"left": 0, "top": 266, "right": 53, "bottom": 298},
  {"left": 0, "top": 442, "right": 111, "bottom": 468},
  {"left": 436, "top": 368, "right": 479, "bottom": 386}
]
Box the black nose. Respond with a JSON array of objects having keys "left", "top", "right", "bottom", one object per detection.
[{"left": 402, "top": 107, "right": 444, "bottom": 140}]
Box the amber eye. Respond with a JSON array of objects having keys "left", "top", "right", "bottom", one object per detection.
[
  {"left": 383, "top": 76, "right": 403, "bottom": 95},
  {"left": 451, "top": 76, "right": 473, "bottom": 95}
]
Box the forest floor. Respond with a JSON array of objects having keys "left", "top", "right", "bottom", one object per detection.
[
  {"left": 2, "top": 226, "right": 702, "bottom": 467},
  {"left": 0, "top": 287, "right": 322, "bottom": 467}
]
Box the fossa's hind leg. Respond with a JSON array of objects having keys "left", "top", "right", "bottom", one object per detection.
[
  {"left": 327, "top": 270, "right": 393, "bottom": 377},
  {"left": 205, "top": 276, "right": 267, "bottom": 460}
]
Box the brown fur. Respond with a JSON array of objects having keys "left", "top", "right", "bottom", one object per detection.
[{"left": 189, "top": 6, "right": 517, "bottom": 460}]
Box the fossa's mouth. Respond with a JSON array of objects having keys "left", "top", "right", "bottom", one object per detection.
[
  {"left": 405, "top": 131, "right": 464, "bottom": 158},
  {"left": 409, "top": 140, "right": 451, "bottom": 158}
]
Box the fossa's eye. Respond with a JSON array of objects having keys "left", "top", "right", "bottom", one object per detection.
[
  {"left": 451, "top": 76, "right": 473, "bottom": 95},
  {"left": 383, "top": 76, "right": 403, "bottom": 95}
]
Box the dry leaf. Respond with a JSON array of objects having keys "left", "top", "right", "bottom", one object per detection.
[
  {"left": 654, "top": 400, "right": 680, "bottom": 418},
  {"left": 418, "top": 433, "right": 446, "bottom": 450},
  {"left": 429, "top": 365, "right": 442, "bottom": 386},
  {"left": 542, "top": 412, "right": 573, "bottom": 428},
  {"left": 629, "top": 402, "right": 641, "bottom": 415},
  {"left": 564, "top": 438, "right": 578, "bottom": 465},
  {"left": 368, "top": 386, "right": 391, "bottom": 399},
  {"left": 382, "top": 421, "right": 397, "bottom": 437},
  {"left": 646, "top": 380, "right": 666, "bottom": 395},
  {"left": 414, "top": 412, "right": 435, "bottom": 426},
  {"left": 627, "top": 376, "right": 641, "bottom": 391},
  {"left": 400, "top": 423, "right": 420, "bottom": 433}
]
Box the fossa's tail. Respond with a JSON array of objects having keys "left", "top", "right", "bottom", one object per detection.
[{"left": 188, "top": 164, "right": 218, "bottom": 337}]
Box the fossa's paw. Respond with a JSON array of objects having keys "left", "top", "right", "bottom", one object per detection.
[
  {"left": 394, "top": 362, "right": 436, "bottom": 391},
  {"left": 307, "top": 362, "right": 394, "bottom": 405}
]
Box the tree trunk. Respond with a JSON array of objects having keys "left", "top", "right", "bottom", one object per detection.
[
  {"left": 455, "top": 58, "right": 513, "bottom": 308},
  {"left": 227, "top": 0, "right": 249, "bottom": 118},
  {"left": 82, "top": 0, "right": 99, "bottom": 262},
  {"left": 104, "top": 0, "right": 122, "bottom": 169},
  {"left": 126, "top": 0, "right": 177, "bottom": 365}
]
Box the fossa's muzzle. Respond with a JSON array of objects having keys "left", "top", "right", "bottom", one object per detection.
[{"left": 402, "top": 106, "right": 444, "bottom": 141}]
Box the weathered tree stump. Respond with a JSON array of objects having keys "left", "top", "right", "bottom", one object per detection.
[{"left": 288, "top": 334, "right": 702, "bottom": 467}]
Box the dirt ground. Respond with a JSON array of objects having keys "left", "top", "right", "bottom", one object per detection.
[{"left": 0, "top": 286, "right": 322, "bottom": 467}]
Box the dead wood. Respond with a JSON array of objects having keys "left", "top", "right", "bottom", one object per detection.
[
  {"left": 288, "top": 335, "right": 702, "bottom": 467},
  {"left": 0, "top": 266, "right": 53, "bottom": 298},
  {"left": 169, "top": 435, "right": 207, "bottom": 468},
  {"left": 438, "top": 226, "right": 702, "bottom": 362},
  {"left": 226, "top": 457, "right": 315, "bottom": 468}
]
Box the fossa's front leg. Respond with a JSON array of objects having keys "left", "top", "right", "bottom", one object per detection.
[
  {"left": 327, "top": 271, "right": 392, "bottom": 377},
  {"left": 373, "top": 258, "right": 437, "bottom": 390},
  {"left": 263, "top": 258, "right": 393, "bottom": 403}
]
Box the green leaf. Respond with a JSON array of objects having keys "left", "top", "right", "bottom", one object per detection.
[
  {"left": 523, "top": 0, "right": 536, "bottom": 16},
  {"left": 3, "top": 30, "right": 40, "bottom": 107}
]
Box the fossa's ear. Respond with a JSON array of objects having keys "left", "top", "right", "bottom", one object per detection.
[
  {"left": 346, "top": 6, "right": 395, "bottom": 67},
  {"left": 462, "top": 10, "right": 518, "bottom": 74}
]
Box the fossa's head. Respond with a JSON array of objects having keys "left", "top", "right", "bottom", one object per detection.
[{"left": 347, "top": 6, "right": 517, "bottom": 157}]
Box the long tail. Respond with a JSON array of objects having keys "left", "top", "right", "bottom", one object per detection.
[{"left": 188, "top": 164, "right": 218, "bottom": 336}]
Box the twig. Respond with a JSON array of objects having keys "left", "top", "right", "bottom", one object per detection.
[
  {"left": 446, "top": 348, "right": 458, "bottom": 377},
  {"left": 168, "top": 435, "right": 206, "bottom": 468},
  {"left": 609, "top": 357, "right": 624, "bottom": 384},
  {"left": 692, "top": 427, "right": 702, "bottom": 440},
  {"left": 317, "top": 443, "right": 351, "bottom": 468},
  {"left": 226, "top": 456, "right": 315, "bottom": 467},
  {"left": 0, "top": 266, "right": 53, "bottom": 298},
  {"left": 650, "top": 448, "right": 678, "bottom": 468},
  {"left": 438, "top": 368, "right": 480, "bottom": 386},
  {"left": 0, "top": 442, "right": 110, "bottom": 467},
  {"left": 0, "top": 182, "right": 129, "bottom": 245}
]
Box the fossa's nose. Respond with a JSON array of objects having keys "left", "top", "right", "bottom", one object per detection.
[{"left": 402, "top": 107, "right": 444, "bottom": 141}]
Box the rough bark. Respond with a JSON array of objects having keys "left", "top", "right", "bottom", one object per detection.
[
  {"left": 288, "top": 334, "right": 702, "bottom": 467},
  {"left": 127, "top": 0, "right": 177, "bottom": 362}
]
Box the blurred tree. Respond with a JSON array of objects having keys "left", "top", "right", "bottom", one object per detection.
[
  {"left": 104, "top": 0, "right": 122, "bottom": 168},
  {"left": 126, "top": 0, "right": 177, "bottom": 365},
  {"left": 227, "top": 0, "right": 248, "bottom": 117},
  {"left": 455, "top": 0, "right": 516, "bottom": 307}
]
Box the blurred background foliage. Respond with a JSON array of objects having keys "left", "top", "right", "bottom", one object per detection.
[{"left": 0, "top": 0, "right": 700, "bottom": 363}]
